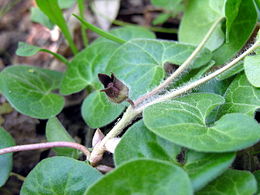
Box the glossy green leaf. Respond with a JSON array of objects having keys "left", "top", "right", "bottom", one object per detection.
[
  {"left": 81, "top": 91, "right": 125, "bottom": 128},
  {"left": 36, "top": 0, "right": 77, "bottom": 54},
  {"left": 46, "top": 117, "right": 79, "bottom": 158},
  {"left": 115, "top": 119, "right": 235, "bottom": 192},
  {"left": 254, "top": 170, "right": 260, "bottom": 194},
  {"left": 21, "top": 156, "right": 102, "bottom": 195},
  {"left": 114, "top": 120, "right": 181, "bottom": 166},
  {"left": 85, "top": 159, "right": 193, "bottom": 195},
  {"left": 184, "top": 151, "right": 235, "bottom": 191},
  {"left": 179, "top": 0, "right": 225, "bottom": 51},
  {"left": 213, "top": 0, "right": 257, "bottom": 64},
  {"left": 107, "top": 39, "right": 212, "bottom": 99},
  {"left": 61, "top": 26, "right": 155, "bottom": 95},
  {"left": 0, "top": 65, "right": 64, "bottom": 119},
  {"left": 144, "top": 93, "right": 260, "bottom": 152},
  {"left": 196, "top": 169, "right": 257, "bottom": 195},
  {"left": 30, "top": 7, "right": 54, "bottom": 29},
  {"left": 0, "top": 127, "right": 15, "bottom": 187},
  {"left": 218, "top": 73, "right": 260, "bottom": 117},
  {"left": 244, "top": 54, "right": 260, "bottom": 87}
]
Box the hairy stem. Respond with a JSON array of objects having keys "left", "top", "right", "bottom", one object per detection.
[
  {"left": 89, "top": 106, "right": 139, "bottom": 165},
  {"left": 138, "top": 40, "right": 260, "bottom": 111},
  {"left": 0, "top": 141, "right": 90, "bottom": 159},
  {"left": 134, "top": 17, "right": 225, "bottom": 106}
]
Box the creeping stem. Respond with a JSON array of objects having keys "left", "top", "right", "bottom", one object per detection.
[
  {"left": 0, "top": 141, "right": 90, "bottom": 159},
  {"left": 89, "top": 106, "right": 139, "bottom": 165},
  {"left": 134, "top": 17, "right": 225, "bottom": 106}
]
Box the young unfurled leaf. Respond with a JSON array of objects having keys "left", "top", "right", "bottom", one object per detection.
[
  {"left": 0, "top": 127, "right": 15, "bottom": 187},
  {"left": 85, "top": 159, "right": 193, "bottom": 195},
  {"left": 143, "top": 93, "right": 260, "bottom": 152},
  {"left": 46, "top": 117, "right": 79, "bottom": 158},
  {"left": 20, "top": 157, "right": 102, "bottom": 195},
  {"left": 197, "top": 169, "right": 257, "bottom": 195},
  {"left": 0, "top": 65, "right": 64, "bottom": 119}
]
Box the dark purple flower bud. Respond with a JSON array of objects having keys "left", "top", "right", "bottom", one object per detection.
[{"left": 98, "top": 73, "right": 129, "bottom": 104}]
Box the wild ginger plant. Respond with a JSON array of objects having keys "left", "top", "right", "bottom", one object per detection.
[{"left": 0, "top": 0, "right": 260, "bottom": 194}]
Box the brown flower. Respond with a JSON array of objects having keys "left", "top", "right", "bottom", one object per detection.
[{"left": 98, "top": 73, "right": 129, "bottom": 104}]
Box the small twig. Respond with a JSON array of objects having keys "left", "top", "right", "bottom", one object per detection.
[
  {"left": 0, "top": 141, "right": 90, "bottom": 159},
  {"left": 134, "top": 17, "right": 225, "bottom": 106},
  {"left": 10, "top": 172, "right": 26, "bottom": 181}
]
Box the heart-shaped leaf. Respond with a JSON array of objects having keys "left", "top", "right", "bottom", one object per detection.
[
  {"left": 197, "top": 169, "right": 257, "bottom": 195},
  {"left": 106, "top": 39, "right": 212, "bottom": 99},
  {"left": 218, "top": 73, "right": 260, "bottom": 117},
  {"left": 184, "top": 151, "right": 235, "bottom": 191},
  {"left": 85, "top": 159, "right": 193, "bottom": 195},
  {"left": 114, "top": 120, "right": 181, "bottom": 166},
  {"left": 81, "top": 91, "right": 124, "bottom": 128},
  {"left": 61, "top": 26, "right": 155, "bottom": 95},
  {"left": 20, "top": 156, "right": 102, "bottom": 195},
  {"left": 179, "top": 0, "right": 225, "bottom": 51},
  {"left": 143, "top": 93, "right": 260, "bottom": 152},
  {"left": 0, "top": 65, "right": 64, "bottom": 119},
  {"left": 115, "top": 120, "right": 235, "bottom": 191},
  {"left": 244, "top": 54, "right": 260, "bottom": 87},
  {"left": 46, "top": 117, "right": 79, "bottom": 158},
  {"left": 0, "top": 127, "right": 15, "bottom": 187}
]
